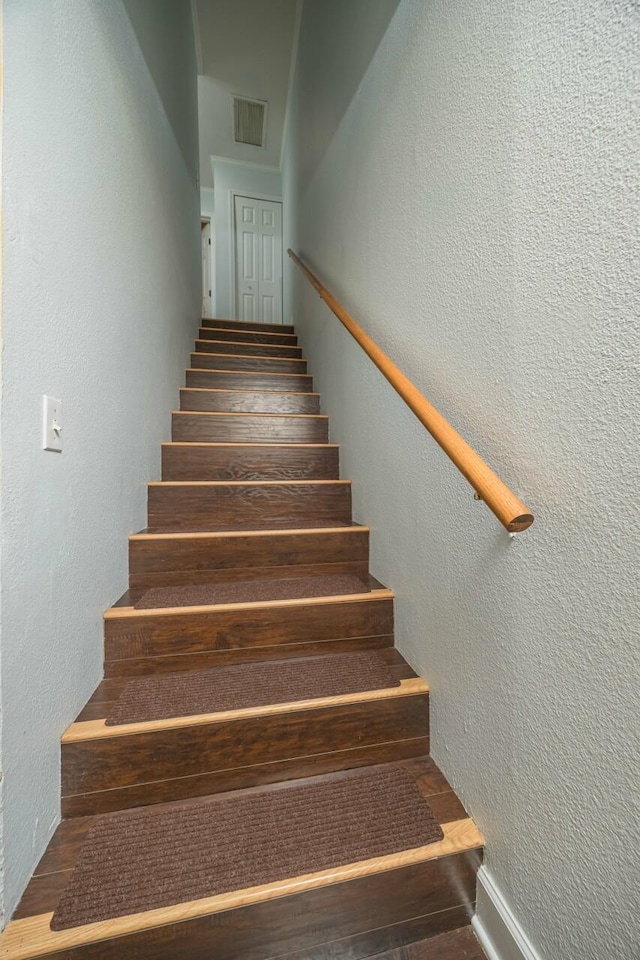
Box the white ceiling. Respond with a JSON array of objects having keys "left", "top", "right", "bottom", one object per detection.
[{"left": 194, "top": 0, "right": 299, "bottom": 186}]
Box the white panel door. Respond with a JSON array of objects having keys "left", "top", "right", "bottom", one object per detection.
[{"left": 234, "top": 196, "right": 283, "bottom": 323}]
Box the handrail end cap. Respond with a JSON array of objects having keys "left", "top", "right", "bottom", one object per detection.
[{"left": 507, "top": 514, "right": 534, "bottom": 533}]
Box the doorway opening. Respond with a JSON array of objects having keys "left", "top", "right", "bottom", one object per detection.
[{"left": 201, "top": 218, "right": 214, "bottom": 318}]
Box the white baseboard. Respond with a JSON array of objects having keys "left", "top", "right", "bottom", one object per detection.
[{"left": 472, "top": 867, "right": 543, "bottom": 960}]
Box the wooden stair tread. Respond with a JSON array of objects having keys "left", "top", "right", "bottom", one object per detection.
[
  {"left": 53, "top": 767, "right": 444, "bottom": 930},
  {"left": 130, "top": 523, "right": 367, "bottom": 538},
  {"left": 200, "top": 331, "right": 298, "bottom": 341},
  {"left": 172, "top": 409, "right": 327, "bottom": 419},
  {"left": 194, "top": 340, "right": 304, "bottom": 358},
  {"left": 186, "top": 366, "right": 312, "bottom": 379},
  {"left": 148, "top": 478, "right": 347, "bottom": 485},
  {"left": 162, "top": 440, "right": 338, "bottom": 447},
  {"left": 147, "top": 478, "right": 352, "bottom": 532},
  {"left": 195, "top": 336, "right": 301, "bottom": 346},
  {"left": 128, "top": 525, "right": 371, "bottom": 590},
  {"left": 190, "top": 353, "right": 309, "bottom": 373},
  {"left": 68, "top": 649, "right": 421, "bottom": 733},
  {"left": 179, "top": 388, "right": 321, "bottom": 415},
  {"left": 180, "top": 386, "right": 319, "bottom": 395},
  {"left": 192, "top": 348, "right": 307, "bottom": 363},
  {"left": 185, "top": 368, "right": 314, "bottom": 393},
  {"left": 103, "top": 593, "right": 395, "bottom": 684},
  {"left": 66, "top": 683, "right": 428, "bottom": 743},
  {"left": 131, "top": 574, "right": 372, "bottom": 610},
  {"left": 109, "top": 573, "right": 389, "bottom": 610},
  {"left": 202, "top": 318, "right": 295, "bottom": 333},
  {"left": 6, "top": 759, "right": 481, "bottom": 960},
  {"left": 78, "top": 647, "right": 415, "bottom": 718},
  {"left": 172, "top": 409, "right": 328, "bottom": 444},
  {"left": 160, "top": 442, "right": 341, "bottom": 482}
]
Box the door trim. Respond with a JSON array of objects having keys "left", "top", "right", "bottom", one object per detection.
[
  {"left": 229, "top": 190, "right": 283, "bottom": 322},
  {"left": 200, "top": 217, "right": 213, "bottom": 318}
]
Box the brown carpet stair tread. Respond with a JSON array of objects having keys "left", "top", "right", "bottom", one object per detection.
[
  {"left": 50, "top": 766, "right": 443, "bottom": 931},
  {"left": 105, "top": 652, "right": 400, "bottom": 725},
  {"left": 134, "top": 573, "right": 371, "bottom": 609}
]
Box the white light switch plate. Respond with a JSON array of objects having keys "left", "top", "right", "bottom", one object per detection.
[{"left": 42, "top": 395, "right": 63, "bottom": 452}]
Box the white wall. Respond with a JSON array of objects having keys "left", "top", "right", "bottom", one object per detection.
[
  {"left": 1, "top": 0, "right": 200, "bottom": 922},
  {"left": 283, "top": 2, "right": 640, "bottom": 958},
  {"left": 201, "top": 187, "right": 216, "bottom": 220},
  {"left": 212, "top": 159, "right": 282, "bottom": 318}
]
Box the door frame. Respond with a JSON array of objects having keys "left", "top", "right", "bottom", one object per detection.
[
  {"left": 229, "top": 190, "right": 283, "bottom": 322},
  {"left": 200, "top": 217, "right": 213, "bottom": 318}
]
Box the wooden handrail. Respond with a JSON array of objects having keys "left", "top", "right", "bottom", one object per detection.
[{"left": 288, "top": 250, "right": 534, "bottom": 533}]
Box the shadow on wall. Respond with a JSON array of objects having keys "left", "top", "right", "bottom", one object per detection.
[
  {"left": 298, "top": 0, "right": 401, "bottom": 185},
  {"left": 121, "top": 0, "right": 199, "bottom": 171}
]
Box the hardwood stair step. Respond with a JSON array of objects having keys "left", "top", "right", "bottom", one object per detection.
[
  {"left": 186, "top": 367, "right": 314, "bottom": 392},
  {"left": 128, "top": 526, "right": 369, "bottom": 589},
  {"left": 103, "top": 591, "right": 395, "bottom": 677},
  {"left": 172, "top": 411, "right": 329, "bottom": 445},
  {"left": 190, "top": 352, "right": 308, "bottom": 373},
  {"left": 61, "top": 651, "right": 427, "bottom": 815},
  {"left": 195, "top": 339, "right": 303, "bottom": 359},
  {"left": 79, "top": 648, "right": 413, "bottom": 722},
  {"left": 6, "top": 758, "right": 482, "bottom": 959},
  {"left": 198, "top": 327, "right": 298, "bottom": 346},
  {"left": 147, "top": 479, "right": 351, "bottom": 531},
  {"left": 179, "top": 387, "right": 321, "bottom": 415},
  {"left": 161, "top": 441, "right": 339, "bottom": 481},
  {"left": 202, "top": 317, "right": 295, "bottom": 334},
  {"left": 82, "top": 642, "right": 416, "bottom": 722}
]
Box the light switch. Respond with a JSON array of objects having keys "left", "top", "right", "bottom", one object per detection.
[{"left": 42, "top": 395, "right": 63, "bottom": 452}]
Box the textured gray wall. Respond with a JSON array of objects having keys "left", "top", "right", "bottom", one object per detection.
[
  {"left": 1, "top": 0, "right": 200, "bottom": 921},
  {"left": 283, "top": 1, "right": 640, "bottom": 957}
]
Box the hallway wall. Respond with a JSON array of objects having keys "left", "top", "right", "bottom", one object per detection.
[
  {"left": 283, "top": 2, "right": 640, "bottom": 958},
  {"left": 1, "top": 0, "right": 200, "bottom": 921}
]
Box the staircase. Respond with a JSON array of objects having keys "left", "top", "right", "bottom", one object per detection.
[{"left": 1, "top": 319, "right": 484, "bottom": 960}]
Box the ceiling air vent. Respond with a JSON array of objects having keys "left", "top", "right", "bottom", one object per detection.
[{"left": 232, "top": 96, "right": 267, "bottom": 147}]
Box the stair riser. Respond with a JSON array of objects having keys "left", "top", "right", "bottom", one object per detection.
[
  {"left": 195, "top": 340, "right": 303, "bottom": 359},
  {"left": 106, "top": 635, "right": 394, "bottom": 679},
  {"left": 161, "top": 444, "right": 339, "bottom": 482},
  {"left": 191, "top": 353, "right": 308, "bottom": 374},
  {"left": 274, "top": 907, "right": 477, "bottom": 960},
  {"left": 171, "top": 413, "right": 329, "bottom": 445},
  {"left": 130, "top": 560, "right": 369, "bottom": 590},
  {"left": 129, "top": 529, "right": 369, "bottom": 589},
  {"left": 63, "top": 740, "right": 430, "bottom": 819},
  {"left": 61, "top": 695, "right": 429, "bottom": 815},
  {"left": 104, "top": 597, "right": 394, "bottom": 675},
  {"left": 147, "top": 482, "right": 351, "bottom": 532},
  {"left": 179, "top": 389, "right": 320, "bottom": 415},
  {"left": 198, "top": 329, "right": 298, "bottom": 346},
  {"left": 32, "top": 853, "right": 478, "bottom": 959},
  {"left": 186, "top": 369, "right": 314, "bottom": 392},
  {"left": 203, "top": 318, "right": 295, "bottom": 334}
]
